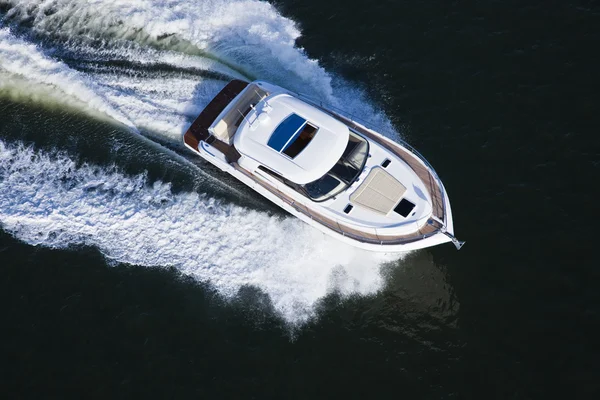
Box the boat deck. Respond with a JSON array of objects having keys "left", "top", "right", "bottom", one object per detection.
[
  {"left": 235, "top": 161, "right": 442, "bottom": 245},
  {"left": 184, "top": 81, "right": 447, "bottom": 246},
  {"left": 329, "top": 113, "right": 446, "bottom": 224},
  {"left": 183, "top": 79, "right": 248, "bottom": 162},
  {"left": 238, "top": 109, "right": 447, "bottom": 244}
]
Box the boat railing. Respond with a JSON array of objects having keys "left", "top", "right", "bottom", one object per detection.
[
  {"left": 285, "top": 197, "right": 441, "bottom": 246},
  {"left": 295, "top": 91, "right": 447, "bottom": 227},
  {"left": 235, "top": 163, "right": 439, "bottom": 245}
]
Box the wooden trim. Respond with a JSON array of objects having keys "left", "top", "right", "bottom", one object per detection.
[
  {"left": 233, "top": 164, "right": 436, "bottom": 246},
  {"left": 183, "top": 79, "right": 249, "bottom": 151}
]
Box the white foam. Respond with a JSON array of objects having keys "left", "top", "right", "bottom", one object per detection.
[
  {"left": 0, "top": 29, "right": 221, "bottom": 137},
  {"left": 0, "top": 141, "right": 400, "bottom": 324},
  {"left": 2, "top": 0, "right": 395, "bottom": 135},
  {"left": 4, "top": 0, "right": 327, "bottom": 90},
  {"left": 0, "top": 28, "right": 137, "bottom": 130},
  {"left": 0, "top": 1, "right": 406, "bottom": 323}
]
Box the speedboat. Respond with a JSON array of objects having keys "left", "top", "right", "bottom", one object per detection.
[{"left": 183, "top": 80, "right": 464, "bottom": 252}]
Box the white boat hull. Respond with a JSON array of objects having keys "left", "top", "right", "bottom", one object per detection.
[
  {"left": 183, "top": 79, "right": 462, "bottom": 253},
  {"left": 185, "top": 138, "right": 455, "bottom": 253}
]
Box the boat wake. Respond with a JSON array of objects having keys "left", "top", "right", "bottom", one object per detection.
[
  {"left": 0, "top": 0, "right": 403, "bottom": 324},
  {"left": 0, "top": 140, "right": 397, "bottom": 323}
]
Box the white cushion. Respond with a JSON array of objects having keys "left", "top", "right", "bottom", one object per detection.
[{"left": 350, "top": 167, "right": 407, "bottom": 215}]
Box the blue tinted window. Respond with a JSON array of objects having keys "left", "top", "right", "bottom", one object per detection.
[{"left": 267, "top": 114, "right": 306, "bottom": 152}]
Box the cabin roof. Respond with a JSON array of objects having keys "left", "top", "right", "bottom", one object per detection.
[{"left": 233, "top": 94, "right": 349, "bottom": 184}]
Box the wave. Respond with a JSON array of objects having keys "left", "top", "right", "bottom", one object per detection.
[
  {"left": 0, "top": 140, "right": 398, "bottom": 324},
  {"left": 0, "top": 0, "right": 404, "bottom": 324},
  {"left": 1, "top": 0, "right": 394, "bottom": 135},
  {"left": 0, "top": 27, "right": 138, "bottom": 129}
]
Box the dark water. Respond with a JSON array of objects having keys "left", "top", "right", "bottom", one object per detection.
[{"left": 1, "top": 0, "right": 599, "bottom": 398}]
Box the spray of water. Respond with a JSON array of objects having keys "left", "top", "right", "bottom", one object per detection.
[
  {"left": 1, "top": 0, "right": 394, "bottom": 132},
  {"left": 0, "top": 140, "right": 398, "bottom": 323},
  {"left": 0, "top": 0, "right": 404, "bottom": 323}
]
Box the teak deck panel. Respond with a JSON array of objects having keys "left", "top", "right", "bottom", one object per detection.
[{"left": 184, "top": 79, "right": 248, "bottom": 162}]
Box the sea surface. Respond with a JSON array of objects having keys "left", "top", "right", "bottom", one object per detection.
[{"left": 0, "top": 0, "right": 598, "bottom": 398}]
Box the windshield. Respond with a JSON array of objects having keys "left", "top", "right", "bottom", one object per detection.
[{"left": 301, "top": 130, "right": 369, "bottom": 202}]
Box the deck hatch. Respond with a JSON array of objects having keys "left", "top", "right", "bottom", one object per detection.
[
  {"left": 394, "top": 198, "right": 416, "bottom": 217},
  {"left": 267, "top": 113, "right": 306, "bottom": 152},
  {"left": 283, "top": 123, "right": 318, "bottom": 158},
  {"left": 267, "top": 113, "right": 318, "bottom": 158}
]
